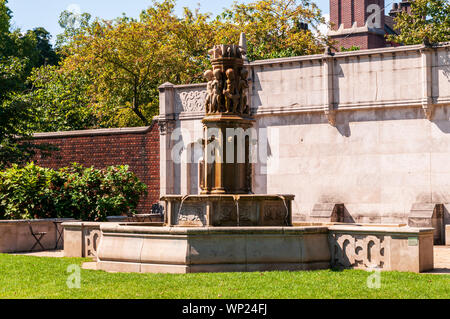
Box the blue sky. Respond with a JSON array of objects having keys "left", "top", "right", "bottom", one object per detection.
[{"left": 8, "top": 0, "right": 330, "bottom": 42}]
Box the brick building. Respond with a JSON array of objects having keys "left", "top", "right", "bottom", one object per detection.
[{"left": 328, "top": 0, "right": 412, "bottom": 50}]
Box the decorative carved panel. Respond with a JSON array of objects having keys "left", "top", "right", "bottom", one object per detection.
[
  {"left": 238, "top": 201, "right": 257, "bottom": 226},
  {"left": 176, "top": 203, "right": 206, "bottom": 226},
  {"left": 215, "top": 202, "right": 237, "bottom": 226},
  {"left": 329, "top": 233, "right": 390, "bottom": 270},
  {"left": 263, "top": 201, "right": 287, "bottom": 225},
  {"left": 175, "top": 89, "right": 207, "bottom": 113}
]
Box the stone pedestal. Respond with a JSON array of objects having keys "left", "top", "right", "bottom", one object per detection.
[
  {"left": 200, "top": 115, "right": 255, "bottom": 195},
  {"left": 162, "top": 194, "right": 294, "bottom": 227}
]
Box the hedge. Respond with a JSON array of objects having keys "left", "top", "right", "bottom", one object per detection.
[{"left": 0, "top": 162, "right": 147, "bottom": 221}]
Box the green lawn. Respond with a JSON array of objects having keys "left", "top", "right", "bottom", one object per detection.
[{"left": 0, "top": 253, "right": 448, "bottom": 299}]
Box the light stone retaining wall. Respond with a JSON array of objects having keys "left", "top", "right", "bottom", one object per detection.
[
  {"left": 0, "top": 219, "right": 74, "bottom": 253},
  {"left": 93, "top": 223, "right": 434, "bottom": 273},
  {"left": 446, "top": 225, "right": 450, "bottom": 246},
  {"left": 96, "top": 225, "right": 331, "bottom": 273},
  {"left": 158, "top": 43, "right": 450, "bottom": 225},
  {"left": 63, "top": 221, "right": 165, "bottom": 258}
]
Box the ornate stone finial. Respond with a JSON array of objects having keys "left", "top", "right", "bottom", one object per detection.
[
  {"left": 239, "top": 32, "right": 248, "bottom": 62},
  {"left": 423, "top": 36, "right": 432, "bottom": 48},
  {"left": 324, "top": 45, "right": 333, "bottom": 56}
]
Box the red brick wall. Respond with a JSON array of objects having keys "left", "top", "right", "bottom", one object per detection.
[
  {"left": 330, "top": 0, "right": 387, "bottom": 50},
  {"left": 32, "top": 123, "right": 160, "bottom": 214},
  {"left": 333, "top": 33, "right": 386, "bottom": 50}
]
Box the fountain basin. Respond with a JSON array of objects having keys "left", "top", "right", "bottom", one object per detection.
[
  {"left": 96, "top": 224, "right": 330, "bottom": 273},
  {"left": 161, "top": 194, "right": 295, "bottom": 227}
]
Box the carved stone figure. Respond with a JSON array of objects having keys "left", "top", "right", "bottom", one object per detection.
[
  {"left": 223, "top": 69, "right": 240, "bottom": 113},
  {"left": 208, "top": 45, "right": 222, "bottom": 59},
  {"left": 204, "top": 70, "right": 214, "bottom": 114},
  {"left": 239, "top": 69, "right": 249, "bottom": 115},
  {"left": 208, "top": 44, "right": 246, "bottom": 60},
  {"left": 211, "top": 69, "right": 223, "bottom": 113}
]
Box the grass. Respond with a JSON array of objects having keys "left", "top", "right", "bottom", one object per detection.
[{"left": 0, "top": 253, "right": 449, "bottom": 299}]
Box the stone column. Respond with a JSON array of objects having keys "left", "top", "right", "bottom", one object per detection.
[
  {"left": 158, "top": 82, "right": 176, "bottom": 197},
  {"left": 420, "top": 43, "right": 434, "bottom": 120},
  {"left": 323, "top": 47, "right": 336, "bottom": 126}
]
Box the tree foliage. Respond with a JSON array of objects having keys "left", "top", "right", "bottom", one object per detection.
[
  {"left": 59, "top": 0, "right": 329, "bottom": 127},
  {"left": 1, "top": 0, "right": 331, "bottom": 145},
  {"left": 217, "top": 0, "right": 329, "bottom": 60},
  {"left": 24, "top": 65, "right": 96, "bottom": 132},
  {"left": 0, "top": 0, "right": 60, "bottom": 167},
  {"left": 388, "top": 0, "right": 450, "bottom": 45}
]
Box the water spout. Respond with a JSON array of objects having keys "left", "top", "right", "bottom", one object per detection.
[
  {"left": 177, "top": 195, "right": 190, "bottom": 218},
  {"left": 277, "top": 195, "right": 290, "bottom": 226},
  {"left": 233, "top": 195, "right": 241, "bottom": 226}
]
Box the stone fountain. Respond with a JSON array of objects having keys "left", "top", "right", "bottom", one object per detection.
[
  {"left": 91, "top": 43, "right": 434, "bottom": 274},
  {"left": 161, "top": 44, "right": 295, "bottom": 228}
]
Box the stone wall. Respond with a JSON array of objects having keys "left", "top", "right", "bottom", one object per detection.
[
  {"left": 93, "top": 223, "right": 433, "bottom": 273},
  {"left": 0, "top": 219, "right": 74, "bottom": 253},
  {"left": 32, "top": 123, "right": 160, "bottom": 214},
  {"left": 158, "top": 43, "right": 450, "bottom": 226}
]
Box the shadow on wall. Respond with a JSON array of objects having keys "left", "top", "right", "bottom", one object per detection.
[
  {"left": 441, "top": 53, "right": 450, "bottom": 80},
  {"left": 342, "top": 206, "right": 355, "bottom": 223},
  {"left": 253, "top": 106, "right": 450, "bottom": 223}
]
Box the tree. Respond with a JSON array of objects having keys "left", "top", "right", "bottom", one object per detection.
[
  {"left": 22, "top": 65, "right": 96, "bottom": 132},
  {"left": 388, "top": 0, "right": 450, "bottom": 45},
  {"left": 0, "top": 0, "right": 58, "bottom": 167},
  {"left": 63, "top": 0, "right": 217, "bottom": 127},
  {"left": 31, "top": 27, "right": 59, "bottom": 66},
  {"left": 216, "top": 0, "right": 330, "bottom": 60},
  {"left": 56, "top": 9, "right": 92, "bottom": 48},
  {"left": 59, "top": 0, "right": 329, "bottom": 127},
  {"left": 0, "top": 0, "right": 10, "bottom": 36}
]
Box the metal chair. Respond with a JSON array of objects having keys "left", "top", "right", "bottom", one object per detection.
[{"left": 27, "top": 221, "right": 47, "bottom": 252}]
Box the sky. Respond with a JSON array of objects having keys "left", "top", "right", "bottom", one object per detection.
[{"left": 8, "top": 0, "right": 331, "bottom": 43}]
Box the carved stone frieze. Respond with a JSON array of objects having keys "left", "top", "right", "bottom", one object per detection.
[
  {"left": 263, "top": 202, "right": 287, "bottom": 225},
  {"left": 216, "top": 202, "right": 237, "bottom": 226}
]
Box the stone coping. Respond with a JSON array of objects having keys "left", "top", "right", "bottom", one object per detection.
[
  {"left": 100, "top": 224, "right": 329, "bottom": 235},
  {"left": 161, "top": 194, "right": 295, "bottom": 200},
  {"left": 249, "top": 42, "right": 450, "bottom": 66},
  {"left": 294, "top": 222, "right": 407, "bottom": 227},
  {"left": 62, "top": 221, "right": 164, "bottom": 227},
  {"left": 0, "top": 218, "right": 76, "bottom": 224},
  {"left": 32, "top": 124, "right": 156, "bottom": 139},
  {"left": 329, "top": 225, "right": 434, "bottom": 235},
  {"left": 62, "top": 221, "right": 107, "bottom": 227}
]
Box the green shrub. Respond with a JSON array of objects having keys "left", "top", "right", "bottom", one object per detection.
[{"left": 0, "top": 162, "right": 147, "bottom": 221}]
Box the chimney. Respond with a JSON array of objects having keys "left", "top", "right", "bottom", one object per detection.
[{"left": 389, "top": 0, "right": 412, "bottom": 17}]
